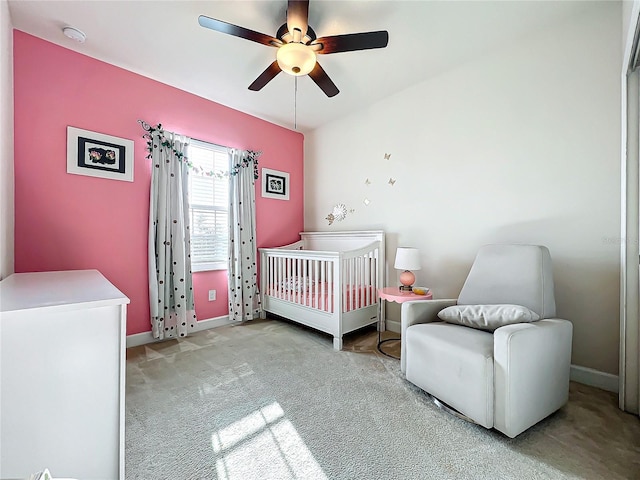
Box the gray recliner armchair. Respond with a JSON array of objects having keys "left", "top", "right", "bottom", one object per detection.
[{"left": 401, "top": 244, "right": 573, "bottom": 438}]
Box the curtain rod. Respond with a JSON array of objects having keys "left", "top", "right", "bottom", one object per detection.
[
  {"left": 137, "top": 119, "right": 231, "bottom": 151},
  {"left": 189, "top": 136, "right": 229, "bottom": 151}
]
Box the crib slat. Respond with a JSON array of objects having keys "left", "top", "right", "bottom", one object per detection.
[
  {"left": 270, "top": 256, "right": 273, "bottom": 297},
  {"left": 355, "top": 256, "right": 360, "bottom": 309},
  {"left": 350, "top": 258, "right": 355, "bottom": 312},
  {"left": 283, "top": 257, "right": 287, "bottom": 302},
  {"left": 351, "top": 257, "right": 356, "bottom": 311},
  {"left": 302, "top": 258, "right": 307, "bottom": 306},
  {"left": 292, "top": 257, "right": 295, "bottom": 303},
  {"left": 305, "top": 260, "right": 310, "bottom": 307},
  {"left": 369, "top": 252, "right": 373, "bottom": 306},
  {"left": 293, "top": 258, "right": 302, "bottom": 303},
  {"left": 356, "top": 256, "right": 361, "bottom": 310},
  {"left": 318, "top": 259, "right": 324, "bottom": 312},
  {"left": 327, "top": 260, "right": 333, "bottom": 313},
  {"left": 279, "top": 257, "right": 284, "bottom": 300},
  {"left": 340, "top": 258, "right": 345, "bottom": 313},
  {"left": 365, "top": 253, "right": 370, "bottom": 306},
  {"left": 308, "top": 260, "right": 312, "bottom": 308},
  {"left": 288, "top": 257, "right": 293, "bottom": 303},
  {"left": 373, "top": 249, "right": 378, "bottom": 299},
  {"left": 342, "top": 258, "right": 354, "bottom": 312},
  {"left": 360, "top": 255, "right": 365, "bottom": 307},
  {"left": 273, "top": 256, "right": 277, "bottom": 298},
  {"left": 341, "top": 258, "right": 346, "bottom": 313},
  {"left": 342, "top": 258, "right": 347, "bottom": 313},
  {"left": 266, "top": 255, "right": 270, "bottom": 296},
  {"left": 314, "top": 260, "right": 319, "bottom": 309},
  {"left": 274, "top": 255, "right": 278, "bottom": 297},
  {"left": 268, "top": 255, "right": 272, "bottom": 296}
]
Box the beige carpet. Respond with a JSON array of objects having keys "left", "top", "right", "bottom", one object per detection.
[{"left": 125, "top": 318, "right": 640, "bottom": 479}]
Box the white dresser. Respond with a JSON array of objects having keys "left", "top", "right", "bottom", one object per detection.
[{"left": 0, "top": 270, "right": 129, "bottom": 480}]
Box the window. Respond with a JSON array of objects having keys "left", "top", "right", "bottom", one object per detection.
[{"left": 188, "top": 140, "right": 229, "bottom": 271}]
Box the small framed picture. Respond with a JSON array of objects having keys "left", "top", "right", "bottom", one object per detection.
[
  {"left": 67, "top": 126, "right": 134, "bottom": 182},
  {"left": 261, "top": 168, "right": 289, "bottom": 200}
]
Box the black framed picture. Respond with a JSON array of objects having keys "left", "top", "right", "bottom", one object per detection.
[
  {"left": 261, "top": 168, "right": 290, "bottom": 200},
  {"left": 67, "top": 126, "right": 134, "bottom": 182}
]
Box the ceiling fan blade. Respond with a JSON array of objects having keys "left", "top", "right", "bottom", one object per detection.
[
  {"left": 312, "top": 31, "right": 389, "bottom": 54},
  {"left": 308, "top": 62, "right": 339, "bottom": 98},
  {"left": 198, "top": 15, "right": 281, "bottom": 47},
  {"left": 286, "top": 0, "right": 309, "bottom": 39},
  {"left": 248, "top": 61, "right": 282, "bottom": 91}
]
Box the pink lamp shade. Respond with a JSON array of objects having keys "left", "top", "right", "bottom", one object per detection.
[{"left": 394, "top": 247, "right": 421, "bottom": 290}]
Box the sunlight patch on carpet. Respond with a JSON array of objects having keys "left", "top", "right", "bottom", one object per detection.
[{"left": 212, "top": 402, "right": 328, "bottom": 480}]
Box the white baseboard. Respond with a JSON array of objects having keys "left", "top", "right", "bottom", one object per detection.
[
  {"left": 386, "top": 319, "right": 401, "bottom": 334},
  {"left": 570, "top": 364, "right": 619, "bottom": 393},
  {"left": 126, "top": 315, "right": 232, "bottom": 348},
  {"left": 384, "top": 320, "right": 619, "bottom": 393}
]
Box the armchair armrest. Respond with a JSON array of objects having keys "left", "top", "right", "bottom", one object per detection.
[
  {"left": 400, "top": 299, "right": 457, "bottom": 373},
  {"left": 493, "top": 318, "right": 573, "bottom": 438}
]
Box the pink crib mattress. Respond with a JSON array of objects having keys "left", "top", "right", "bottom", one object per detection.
[{"left": 267, "top": 283, "right": 377, "bottom": 313}]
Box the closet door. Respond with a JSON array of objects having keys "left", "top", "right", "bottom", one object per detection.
[{"left": 621, "top": 3, "right": 640, "bottom": 416}]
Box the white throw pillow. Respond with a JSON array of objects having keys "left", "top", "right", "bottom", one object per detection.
[{"left": 437, "top": 304, "right": 540, "bottom": 332}]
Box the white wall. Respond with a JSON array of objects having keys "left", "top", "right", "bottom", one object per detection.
[
  {"left": 0, "top": 0, "right": 14, "bottom": 280},
  {"left": 623, "top": 1, "right": 638, "bottom": 50},
  {"left": 305, "top": 3, "right": 622, "bottom": 375}
]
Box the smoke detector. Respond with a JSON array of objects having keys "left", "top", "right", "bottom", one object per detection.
[{"left": 62, "top": 26, "right": 86, "bottom": 43}]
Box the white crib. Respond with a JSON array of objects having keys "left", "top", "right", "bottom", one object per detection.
[{"left": 259, "top": 230, "right": 385, "bottom": 350}]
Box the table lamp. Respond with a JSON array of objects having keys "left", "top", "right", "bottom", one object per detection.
[{"left": 394, "top": 247, "right": 421, "bottom": 291}]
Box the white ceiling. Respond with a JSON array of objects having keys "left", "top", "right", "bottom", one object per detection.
[{"left": 8, "top": 0, "right": 594, "bottom": 133}]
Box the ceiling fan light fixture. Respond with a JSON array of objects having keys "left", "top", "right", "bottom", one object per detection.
[
  {"left": 277, "top": 42, "right": 316, "bottom": 76},
  {"left": 198, "top": 1, "right": 389, "bottom": 97}
]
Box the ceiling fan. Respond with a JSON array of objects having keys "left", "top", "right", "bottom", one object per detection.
[{"left": 198, "top": 0, "right": 389, "bottom": 97}]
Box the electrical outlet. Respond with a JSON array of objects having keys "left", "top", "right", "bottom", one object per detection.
[{"left": 208, "top": 290, "right": 216, "bottom": 301}]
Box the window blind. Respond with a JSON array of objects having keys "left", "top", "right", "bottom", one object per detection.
[{"left": 188, "top": 140, "right": 229, "bottom": 269}]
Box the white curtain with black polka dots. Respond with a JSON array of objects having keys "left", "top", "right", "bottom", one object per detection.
[
  {"left": 228, "top": 149, "right": 260, "bottom": 322},
  {"left": 148, "top": 130, "right": 197, "bottom": 339}
]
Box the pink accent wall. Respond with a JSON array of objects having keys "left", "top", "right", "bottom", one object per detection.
[{"left": 13, "top": 31, "right": 304, "bottom": 335}]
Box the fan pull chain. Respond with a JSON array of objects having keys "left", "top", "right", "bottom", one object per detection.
[{"left": 294, "top": 76, "right": 298, "bottom": 130}]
